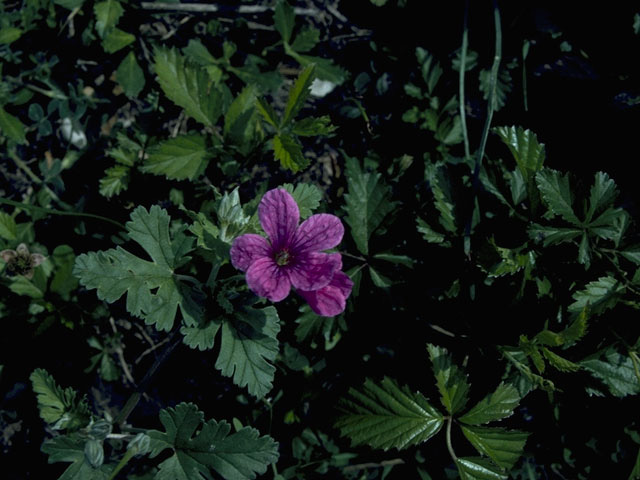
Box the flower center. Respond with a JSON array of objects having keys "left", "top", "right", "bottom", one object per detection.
[{"left": 274, "top": 250, "right": 291, "bottom": 266}]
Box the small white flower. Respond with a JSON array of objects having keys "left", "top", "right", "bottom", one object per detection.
[{"left": 310, "top": 79, "right": 336, "bottom": 98}]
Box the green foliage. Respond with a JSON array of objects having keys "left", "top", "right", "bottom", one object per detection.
[
  {"left": 154, "top": 47, "right": 223, "bottom": 127},
  {"left": 282, "top": 64, "right": 315, "bottom": 126},
  {"left": 458, "top": 383, "right": 520, "bottom": 425},
  {"left": 0, "top": 105, "right": 27, "bottom": 144},
  {"left": 427, "top": 343, "right": 470, "bottom": 415},
  {"left": 42, "top": 435, "right": 112, "bottom": 480},
  {"left": 142, "top": 134, "right": 213, "bottom": 181},
  {"left": 30, "top": 369, "right": 91, "bottom": 431},
  {"left": 581, "top": 346, "right": 640, "bottom": 397},
  {"left": 282, "top": 183, "right": 322, "bottom": 219},
  {"left": 343, "top": 156, "right": 395, "bottom": 255},
  {"left": 94, "top": 0, "right": 123, "bottom": 38},
  {"left": 456, "top": 457, "right": 508, "bottom": 480},
  {"left": 335, "top": 377, "right": 444, "bottom": 450},
  {"left": 73, "top": 205, "right": 203, "bottom": 331},
  {"left": 0, "top": 211, "right": 18, "bottom": 240},
  {"left": 116, "top": 51, "right": 146, "bottom": 98},
  {"left": 460, "top": 426, "right": 529, "bottom": 470},
  {"left": 273, "top": 133, "right": 306, "bottom": 172},
  {"left": 568, "top": 276, "right": 625, "bottom": 314},
  {"left": 147, "top": 403, "right": 279, "bottom": 480}
]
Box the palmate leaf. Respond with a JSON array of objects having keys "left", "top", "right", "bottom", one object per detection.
[
  {"left": 42, "top": 435, "right": 111, "bottom": 480},
  {"left": 460, "top": 425, "right": 529, "bottom": 470},
  {"left": 30, "top": 369, "right": 91, "bottom": 431},
  {"left": 458, "top": 383, "right": 520, "bottom": 426},
  {"left": 456, "top": 456, "right": 508, "bottom": 480},
  {"left": 344, "top": 156, "right": 395, "bottom": 255},
  {"left": 73, "top": 206, "right": 203, "bottom": 331},
  {"left": 427, "top": 343, "right": 470, "bottom": 415},
  {"left": 214, "top": 306, "right": 280, "bottom": 399},
  {"left": 142, "top": 134, "right": 213, "bottom": 181},
  {"left": 148, "top": 403, "right": 279, "bottom": 480},
  {"left": 335, "top": 377, "right": 444, "bottom": 450},
  {"left": 581, "top": 346, "right": 640, "bottom": 397},
  {"left": 154, "top": 47, "right": 222, "bottom": 127},
  {"left": 535, "top": 169, "right": 581, "bottom": 225},
  {"left": 586, "top": 171, "right": 618, "bottom": 222},
  {"left": 282, "top": 64, "right": 315, "bottom": 127}
]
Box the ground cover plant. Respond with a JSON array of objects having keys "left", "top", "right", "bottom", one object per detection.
[{"left": 2, "top": 1, "right": 640, "bottom": 478}]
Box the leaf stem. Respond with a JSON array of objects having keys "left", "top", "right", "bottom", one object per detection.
[
  {"left": 0, "top": 197, "right": 126, "bottom": 230},
  {"left": 114, "top": 328, "right": 183, "bottom": 426},
  {"left": 445, "top": 415, "right": 458, "bottom": 462},
  {"left": 459, "top": 0, "right": 470, "bottom": 160},
  {"left": 107, "top": 448, "right": 136, "bottom": 480}
]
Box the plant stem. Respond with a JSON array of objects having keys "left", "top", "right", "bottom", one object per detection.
[
  {"left": 459, "top": 0, "right": 470, "bottom": 160},
  {"left": 445, "top": 416, "right": 458, "bottom": 462},
  {"left": 0, "top": 197, "right": 126, "bottom": 230},
  {"left": 107, "top": 448, "right": 136, "bottom": 480},
  {"left": 114, "top": 329, "right": 183, "bottom": 426}
]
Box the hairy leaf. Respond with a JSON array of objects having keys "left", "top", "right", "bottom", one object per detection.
[
  {"left": 459, "top": 383, "right": 520, "bottom": 425},
  {"left": 460, "top": 425, "right": 529, "bottom": 470},
  {"left": 282, "top": 64, "right": 315, "bottom": 126},
  {"left": 581, "top": 347, "right": 640, "bottom": 397},
  {"left": 568, "top": 276, "right": 625, "bottom": 315},
  {"left": 335, "top": 377, "right": 444, "bottom": 450},
  {"left": 535, "top": 169, "right": 581, "bottom": 225},
  {"left": 154, "top": 47, "right": 222, "bottom": 127},
  {"left": 290, "top": 116, "right": 336, "bottom": 136},
  {"left": 116, "top": 51, "right": 145, "bottom": 98},
  {"left": 215, "top": 307, "right": 280, "bottom": 399},
  {"left": 344, "top": 156, "right": 394, "bottom": 255},
  {"left": 148, "top": 403, "right": 279, "bottom": 480},
  {"left": 282, "top": 183, "right": 322, "bottom": 219},
  {"left": 73, "top": 206, "right": 203, "bottom": 331},
  {"left": 456, "top": 456, "right": 509, "bottom": 480},
  {"left": 273, "top": 133, "right": 307, "bottom": 172},
  {"left": 427, "top": 343, "right": 470, "bottom": 415},
  {"left": 30, "top": 369, "right": 90, "bottom": 431},
  {"left": 142, "top": 134, "right": 212, "bottom": 181}
]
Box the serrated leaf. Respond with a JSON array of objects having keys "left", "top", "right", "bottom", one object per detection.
[
  {"left": 586, "top": 171, "right": 618, "bottom": 222},
  {"left": 542, "top": 348, "right": 580, "bottom": 372},
  {"left": 568, "top": 276, "right": 625, "bottom": 314},
  {"left": 535, "top": 169, "right": 581, "bottom": 225},
  {"left": 290, "top": 116, "right": 336, "bottom": 136},
  {"left": 274, "top": 0, "right": 295, "bottom": 43},
  {"left": 215, "top": 307, "right": 280, "bottom": 399},
  {"left": 494, "top": 126, "right": 545, "bottom": 183},
  {"left": 344, "top": 156, "right": 394, "bottom": 255},
  {"left": 479, "top": 67, "right": 512, "bottom": 111},
  {"left": 101, "top": 27, "right": 134, "bottom": 53},
  {"left": 42, "top": 435, "right": 111, "bottom": 480},
  {"left": 335, "top": 377, "right": 444, "bottom": 451},
  {"left": 255, "top": 98, "right": 279, "bottom": 128},
  {"left": 427, "top": 343, "right": 470, "bottom": 415},
  {"left": 154, "top": 47, "right": 222, "bottom": 127},
  {"left": 459, "top": 383, "right": 520, "bottom": 426},
  {"left": 224, "top": 85, "right": 257, "bottom": 146},
  {"left": 416, "top": 218, "right": 448, "bottom": 245},
  {"left": 460, "top": 425, "right": 529, "bottom": 470},
  {"left": 116, "top": 51, "right": 145, "bottom": 98},
  {"left": 180, "top": 319, "right": 222, "bottom": 351},
  {"left": 0, "top": 211, "right": 17, "bottom": 240},
  {"left": 73, "top": 205, "right": 203, "bottom": 331},
  {"left": 99, "top": 164, "right": 130, "bottom": 198},
  {"left": 30, "top": 369, "right": 90, "bottom": 430},
  {"left": 291, "top": 27, "right": 320, "bottom": 52},
  {"left": 456, "top": 456, "right": 509, "bottom": 480},
  {"left": 94, "top": 0, "right": 123, "bottom": 38},
  {"left": 148, "top": 403, "right": 279, "bottom": 480},
  {"left": 373, "top": 253, "right": 415, "bottom": 268},
  {"left": 292, "top": 53, "right": 348, "bottom": 85},
  {"left": 581, "top": 346, "right": 640, "bottom": 397},
  {"left": 142, "top": 134, "right": 212, "bottom": 181},
  {"left": 369, "top": 265, "right": 392, "bottom": 288},
  {"left": 533, "top": 330, "right": 563, "bottom": 347},
  {"left": 273, "top": 133, "right": 307, "bottom": 172},
  {"left": 281, "top": 183, "right": 322, "bottom": 219},
  {"left": 425, "top": 163, "right": 457, "bottom": 233},
  {"left": 0, "top": 105, "right": 27, "bottom": 144},
  {"left": 560, "top": 307, "right": 589, "bottom": 346},
  {"left": 282, "top": 64, "right": 315, "bottom": 126}
]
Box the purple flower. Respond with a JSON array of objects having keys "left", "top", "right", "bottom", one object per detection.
[{"left": 230, "top": 188, "right": 353, "bottom": 316}]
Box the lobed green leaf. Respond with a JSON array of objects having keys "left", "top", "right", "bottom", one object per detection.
[
  {"left": 459, "top": 383, "right": 520, "bottom": 426},
  {"left": 427, "top": 343, "right": 470, "bottom": 415}
]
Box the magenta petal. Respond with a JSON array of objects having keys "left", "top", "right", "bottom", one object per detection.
[
  {"left": 246, "top": 257, "right": 291, "bottom": 302},
  {"left": 291, "top": 213, "right": 344, "bottom": 254},
  {"left": 299, "top": 271, "right": 354, "bottom": 317},
  {"left": 259, "top": 189, "right": 300, "bottom": 250},
  {"left": 230, "top": 234, "right": 271, "bottom": 272},
  {"left": 288, "top": 252, "right": 341, "bottom": 291}
]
